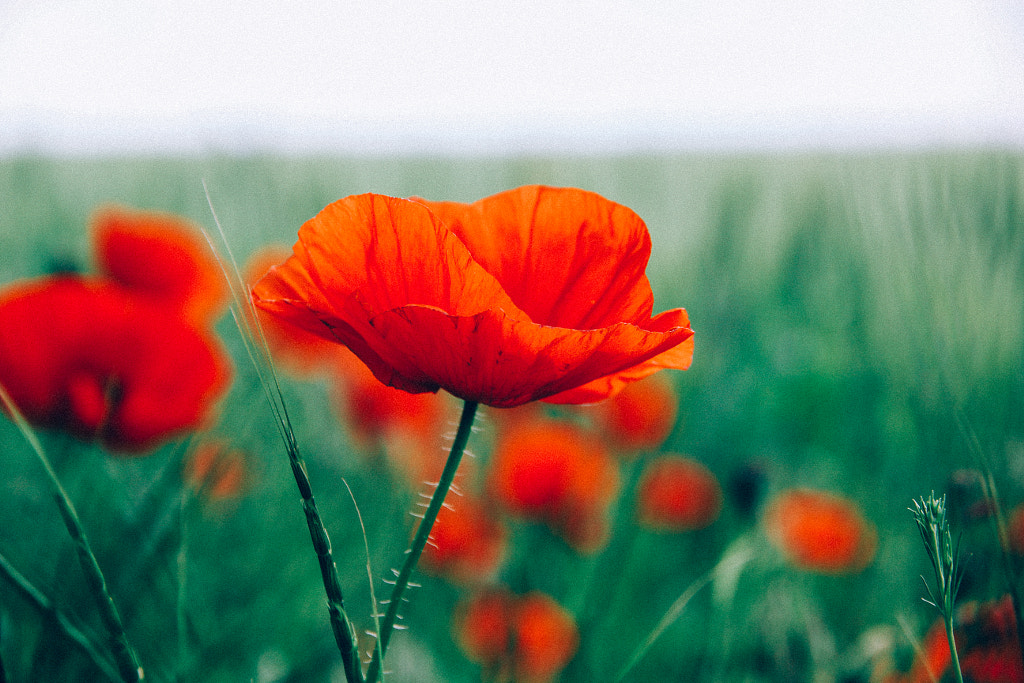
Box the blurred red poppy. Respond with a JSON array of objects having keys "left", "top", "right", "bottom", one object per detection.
[
  {"left": 94, "top": 205, "right": 227, "bottom": 326},
  {"left": 489, "top": 420, "right": 619, "bottom": 553},
  {"left": 419, "top": 495, "right": 506, "bottom": 584},
  {"left": 589, "top": 372, "right": 678, "bottom": 453},
  {"left": 636, "top": 454, "right": 722, "bottom": 532},
  {"left": 0, "top": 277, "right": 231, "bottom": 453},
  {"left": 455, "top": 588, "right": 514, "bottom": 671},
  {"left": 454, "top": 588, "right": 579, "bottom": 683},
  {"left": 331, "top": 346, "right": 451, "bottom": 447},
  {"left": 762, "top": 488, "right": 876, "bottom": 574},
  {"left": 251, "top": 186, "right": 693, "bottom": 408}
]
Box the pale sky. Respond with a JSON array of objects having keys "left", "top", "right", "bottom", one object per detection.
[{"left": 1, "top": 0, "right": 1022, "bottom": 154}]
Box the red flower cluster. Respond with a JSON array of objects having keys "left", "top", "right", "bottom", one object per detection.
[
  {"left": 455, "top": 588, "right": 579, "bottom": 683},
  {"left": 889, "top": 595, "right": 1024, "bottom": 683},
  {"left": 488, "top": 420, "right": 619, "bottom": 553},
  {"left": 252, "top": 186, "right": 693, "bottom": 408},
  {"left": 636, "top": 454, "right": 722, "bottom": 532},
  {"left": 0, "top": 206, "right": 231, "bottom": 453},
  {"left": 762, "top": 488, "right": 876, "bottom": 574}
]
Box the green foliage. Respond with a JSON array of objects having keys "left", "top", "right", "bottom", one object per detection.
[{"left": 1, "top": 151, "right": 1023, "bottom": 681}]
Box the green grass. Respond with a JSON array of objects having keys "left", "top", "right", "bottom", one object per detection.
[{"left": 0, "top": 151, "right": 1022, "bottom": 682}]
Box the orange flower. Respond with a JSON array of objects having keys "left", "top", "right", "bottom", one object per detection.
[
  {"left": 636, "top": 455, "right": 722, "bottom": 532},
  {"left": 454, "top": 589, "right": 579, "bottom": 683},
  {"left": 419, "top": 496, "right": 506, "bottom": 584},
  {"left": 489, "top": 420, "right": 619, "bottom": 553},
  {"left": 0, "top": 277, "right": 231, "bottom": 453},
  {"left": 93, "top": 205, "right": 227, "bottom": 325},
  {"left": 592, "top": 372, "right": 678, "bottom": 452},
  {"left": 251, "top": 186, "right": 693, "bottom": 408},
  {"left": 184, "top": 440, "right": 247, "bottom": 500},
  {"left": 762, "top": 488, "right": 876, "bottom": 574}
]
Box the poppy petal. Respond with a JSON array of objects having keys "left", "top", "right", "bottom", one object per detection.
[
  {"left": 291, "top": 194, "right": 519, "bottom": 318},
  {"left": 361, "top": 305, "right": 692, "bottom": 407},
  {"left": 418, "top": 185, "right": 656, "bottom": 328},
  {"left": 542, "top": 309, "right": 693, "bottom": 404}
]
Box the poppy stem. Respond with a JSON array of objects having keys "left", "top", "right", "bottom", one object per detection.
[
  {"left": 364, "top": 399, "right": 479, "bottom": 683},
  {"left": 0, "top": 384, "right": 142, "bottom": 682}
]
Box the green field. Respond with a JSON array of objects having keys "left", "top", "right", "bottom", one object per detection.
[{"left": 1, "top": 152, "right": 1023, "bottom": 682}]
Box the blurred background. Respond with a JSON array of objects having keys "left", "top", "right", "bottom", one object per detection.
[
  {"left": 2, "top": 3, "right": 1024, "bottom": 683},
  {"left": 1, "top": 0, "right": 1023, "bottom": 155}
]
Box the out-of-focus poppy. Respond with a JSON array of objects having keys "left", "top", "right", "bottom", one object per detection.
[
  {"left": 589, "top": 372, "right": 678, "bottom": 453},
  {"left": 420, "top": 495, "right": 506, "bottom": 584},
  {"left": 513, "top": 592, "right": 580, "bottom": 683},
  {"left": 636, "top": 454, "right": 722, "bottom": 532},
  {"left": 331, "top": 346, "right": 451, "bottom": 448},
  {"left": 455, "top": 588, "right": 515, "bottom": 671},
  {"left": 489, "top": 420, "right": 618, "bottom": 553},
  {"left": 93, "top": 206, "right": 228, "bottom": 326},
  {"left": 251, "top": 186, "right": 693, "bottom": 408},
  {"left": 184, "top": 440, "right": 247, "bottom": 500},
  {"left": 0, "top": 277, "right": 231, "bottom": 453},
  {"left": 762, "top": 488, "right": 876, "bottom": 574},
  {"left": 454, "top": 588, "right": 579, "bottom": 683},
  {"left": 889, "top": 595, "right": 1024, "bottom": 683}
]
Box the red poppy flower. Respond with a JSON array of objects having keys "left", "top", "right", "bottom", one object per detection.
[
  {"left": 454, "top": 588, "right": 579, "bottom": 683},
  {"left": 331, "top": 346, "right": 451, "bottom": 447},
  {"left": 93, "top": 205, "right": 228, "bottom": 325},
  {"left": 489, "top": 420, "right": 619, "bottom": 553},
  {"left": 636, "top": 454, "right": 722, "bottom": 532},
  {"left": 455, "top": 588, "right": 515, "bottom": 670},
  {"left": 589, "top": 371, "right": 678, "bottom": 452},
  {"left": 513, "top": 592, "right": 580, "bottom": 683},
  {"left": 762, "top": 488, "right": 876, "bottom": 574},
  {"left": 251, "top": 186, "right": 693, "bottom": 408},
  {"left": 0, "top": 276, "right": 231, "bottom": 453},
  {"left": 419, "top": 495, "right": 506, "bottom": 584}
]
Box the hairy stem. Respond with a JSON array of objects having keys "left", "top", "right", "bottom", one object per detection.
[{"left": 364, "top": 400, "right": 479, "bottom": 683}]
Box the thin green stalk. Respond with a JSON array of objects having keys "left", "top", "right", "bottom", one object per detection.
[
  {"left": 0, "top": 383, "right": 142, "bottom": 683},
  {"left": 202, "top": 186, "right": 364, "bottom": 682},
  {"left": 944, "top": 616, "right": 965, "bottom": 683},
  {"left": 0, "top": 549, "right": 120, "bottom": 681},
  {"left": 364, "top": 399, "right": 479, "bottom": 683},
  {"left": 911, "top": 493, "right": 965, "bottom": 683}
]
